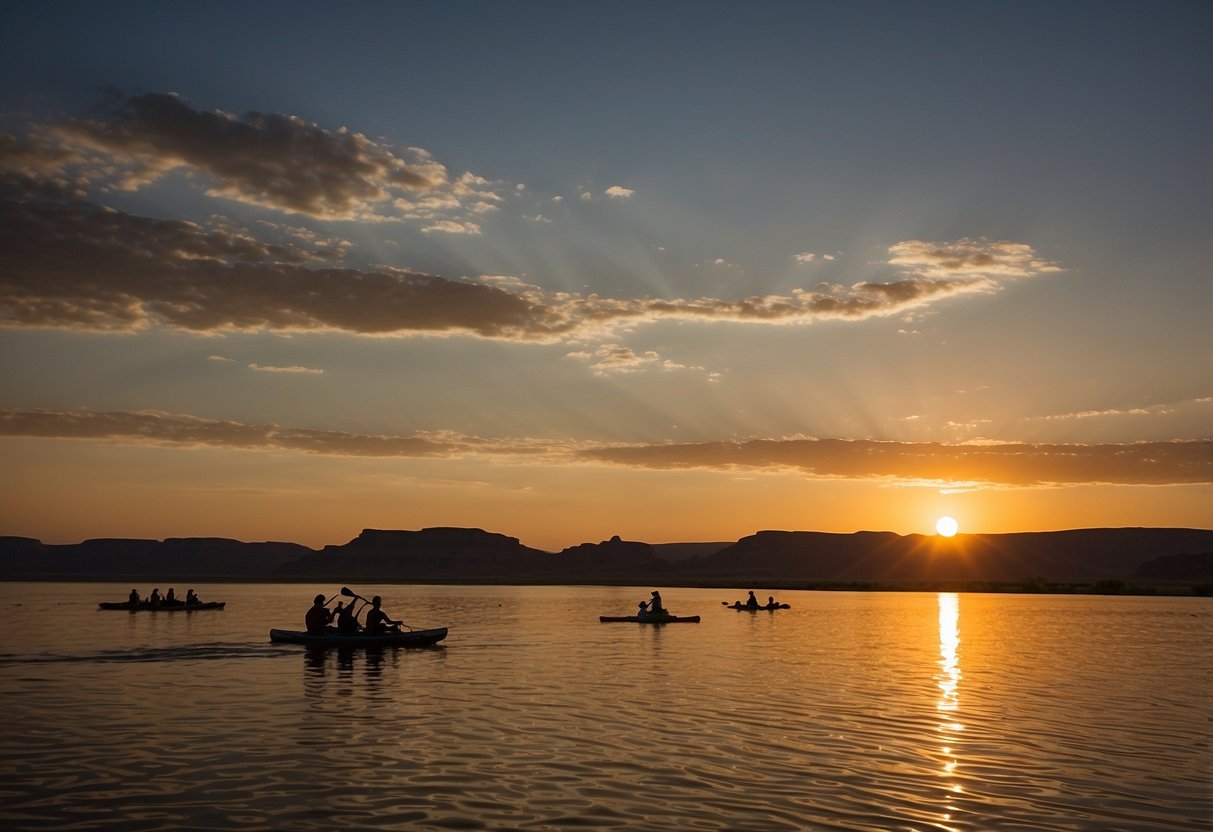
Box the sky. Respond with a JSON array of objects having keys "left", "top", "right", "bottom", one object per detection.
[{"left": 0, "top": 0, "right": 1209, "bottom": 551}]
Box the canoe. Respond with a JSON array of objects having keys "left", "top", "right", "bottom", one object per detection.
[
  {"left": 268, "top": 627, "right": 448, "bottom": 647},
  {"left": 599, "top": 615, "right": 700, "bottom": 623},
  {"left": 99, "top": 601, "right": 226, "bottom": 611},
  {"left": 726, "top": 603, "right": 790, "bottom": 611}
]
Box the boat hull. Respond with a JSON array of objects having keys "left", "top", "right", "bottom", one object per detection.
[
  {"left": 99, "top": 601, "right": 226, "bottom": 611},
  {"left": 599, "top": 615, "right": 700, "bottom": 623},
  {"left": 269, "top": 627, "right": 448, "bottom": 647},
  {"left": 726, "top": 604, "right": 790, "bottom": 611}
]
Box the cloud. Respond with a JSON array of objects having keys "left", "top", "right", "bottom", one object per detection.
[
  {"left": 0, "top": 407, "right": 564, "bottom": 459},
  {"left": 605, "top": 185, "right": 635, "bottom": 199},
  {"left": 0, "top": 196, "right": 1062, "bottom": 341},
  {"left": 793, "top": 252, "right": 816, "bottom": 263},
  {"left": 887, "top": 239, "right": 1061, "bottom": 279},
  {"left": 566, "top": 343, "right": 663, "bottom": 376},
  {"left": 1027, "top": 396, "right": 1213, "bottom": 422},
  {"left": 207, "top": 354, "right": 234, "bottom": 363},
  {"left": 577, "top": 436, "right": 1213, "bottom": 488},
  {"left": 2, "top": 407, "right": 1208, "bottom": 488},
  {"left": 248, "top": 363, "right": 324, "bottom": 375},
  {"left": 1, "top": 93, "right": 508, "bottom": 225},
  {"left": 420, "top": 219, "right": 481, "bottom": 235}
]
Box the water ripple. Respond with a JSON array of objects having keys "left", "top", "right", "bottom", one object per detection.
[{"left": 0, "top": 585, "right": 1209, "bottom": 831}]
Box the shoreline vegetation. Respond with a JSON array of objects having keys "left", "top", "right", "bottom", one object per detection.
[{"left": 2, "top": 526, "right": 1211, "bottom": 597}]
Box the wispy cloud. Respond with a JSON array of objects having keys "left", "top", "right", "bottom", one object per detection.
[
  {"left": 566, "top": 343, "right": 664, "bottom": 376},
  {"left": 0, "top": 197, "right": 1063, "bottom": 341},
  {"left": 248, "top": 363, "right": 324, "bottom": 375},
  {"left": 420, "top": 219, "right": 481, "bottom": 235},
  {"left": 1026, "top": 396, "right": 1213, "bottom": 422},
  {"left": 2, "top": 408, "right": 1207, "bottom": 488},
  {"left": 577, "top": 436, "right": 1213, "bottom": 487}
]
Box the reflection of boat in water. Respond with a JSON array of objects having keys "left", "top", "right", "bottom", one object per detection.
[
  {"left": 99, "top": 601, "right": 226, "bottom": 611},
  {"left": 269, "top": 627, "right": 448, "bottom": 647},
  {"left": 724, "top": 603, "right": 790, "bottom": 611},
  {"left": 599, "top": 614, "right": 700, "bottom": 623}
]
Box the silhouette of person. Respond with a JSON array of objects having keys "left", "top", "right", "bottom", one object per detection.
[
  {"left": 185, "top": 589, "right": 199, "bottom": 605},
  {"left": 636, "top": 601, "right": 650, "bottom": 619},
  {"left": 166, "top": 588, "right": 177, "bottom": 604},
  {"left": 128, "top": 588, "right": 140, "bottom": 606},
  {"left": 335, "top": 600, "right": 361, "bottom": 634},
  {"left": 149, "top": 588, "right": 162, "bottom": 607},
  {"left": 767, "top": 596, "right": 778, "bottom": 608},
  {"left": 364, "top": 596, "right": 402, "bottom": 634},
  {"left": 746, "top": 591, "right": 759, "bottom": 609},
  {"left": 648, "top": 590, "right": 666, "bottom": 615},
  {"left": 305, "top": 594, "right": 332, "bottom": 634}
]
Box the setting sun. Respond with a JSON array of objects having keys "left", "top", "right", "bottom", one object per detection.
[{"left": 936, "top": 516, "right": 959, "bottom": 537}]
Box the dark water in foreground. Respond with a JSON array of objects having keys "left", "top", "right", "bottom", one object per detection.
[{"left": 0, "top": 583, "right": 1209, "bottom": 831}]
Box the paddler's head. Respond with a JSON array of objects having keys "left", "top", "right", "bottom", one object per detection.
[{"left": 313, "top": 594, "right": 325, "bottom": 605}]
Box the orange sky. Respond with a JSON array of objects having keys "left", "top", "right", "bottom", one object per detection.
[{"left": 1, "top": 5, "right": 1210, "bottom": 550}]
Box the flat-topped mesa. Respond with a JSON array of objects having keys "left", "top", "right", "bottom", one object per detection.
[
  {"left": 346, "top": 527, "right": 525, "bottom": 553},
  {"left": 556, "top": 534, "right": 665, "bottom": 573},
  {"left": 287, "top": 527, "right": 555, "bottom": 580}
]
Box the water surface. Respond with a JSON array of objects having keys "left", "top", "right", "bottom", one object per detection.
[{"left": 1, "top": 583, "right": 1209, "bottom": 830}]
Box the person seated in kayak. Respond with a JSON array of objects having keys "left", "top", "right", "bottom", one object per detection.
[
  {"left": 148, "top": 588, "right": 162, "bottom": 607},
  {"left": 185, "top": 589, "right": 200, "bottom": 605},
  {"left": 165, "top": 588, "right": 177, "bottom": 604},
  {"left": 648, "top": 590, "right": 667, "bottom": 615},
  {"left": 334, "top": 600, "right": 361, "bottom": 634},
  {"left": 745, "top": 591, "right": 760, "bottom": 609},
  {"left": 128, "top": 588, "right": 140, "bottom": 606},
  {"left": 635, "top": 601, "right": 650, "bottom": 619},
  {"left": 364, "top": 596, "right": 403, "bottom": 634},
  {"left": 767, "top": 595, "right": 779, "bottom": 609},
  {"left": 305, "top": 594, "right": 333, "bottom": 634}
]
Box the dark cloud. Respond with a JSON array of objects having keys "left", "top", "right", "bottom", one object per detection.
[
  {"left": 0, "top": 199, "right": 548, "bottom": 337},
  {"left": 0, "top": 408, "right": 462, "bottom": 457},
  {"left": 2, "top": 408, "right": 1208, "bottom": 488},
  {"left": 0, "top": 196, "right": 1062, "bottom": 339},
  {"left": 578, "top": 438, "right": 1213, "bottom": 487},
  {"left": 51, "top": 92, "right": 441, "bottom": 218}
]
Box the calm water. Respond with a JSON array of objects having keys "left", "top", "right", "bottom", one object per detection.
[{"left": 0, "top": 583, "right": 1209, "bottom": 831}]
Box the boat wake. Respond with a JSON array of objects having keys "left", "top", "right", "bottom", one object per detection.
[{"left": 0, "top": 642, "right": 289, "bottom": 667}]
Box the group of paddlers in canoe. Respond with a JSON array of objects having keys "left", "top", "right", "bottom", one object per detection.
[
  {"left": 306, "top": 588, "right": 405, "bottom": 636},
  {"left": 100, "top": 587, "right": 223, "bottom": 611}
]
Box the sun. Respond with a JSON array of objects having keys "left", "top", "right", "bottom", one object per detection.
[{"left": 936, "top": 516, "right": 959, "bottom": 537}]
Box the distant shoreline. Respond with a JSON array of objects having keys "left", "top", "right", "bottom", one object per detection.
[{"left": 3, "top": 575, "right": 1208, "bottom": 598}]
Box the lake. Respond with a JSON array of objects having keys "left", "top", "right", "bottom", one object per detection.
[{"left": 0, "top": 582, "right": 1209, "bottom": 831}]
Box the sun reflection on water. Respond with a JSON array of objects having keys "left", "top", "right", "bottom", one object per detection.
[{"left": 937, "top": 592, "right": 963, "bottom": 830}]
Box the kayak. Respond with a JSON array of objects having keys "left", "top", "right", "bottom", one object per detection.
[
  {"left": 726, "top": 603, "right": 790, "bottom": 611},
  {"left": 599, "top": 615, "right": 700, "bottom": 623},
  {"left": 99, "top": 601, "right": 226, "bottom": 611},
  {"left": 268, "top": 627, "right": 448, "bottom": 647}
]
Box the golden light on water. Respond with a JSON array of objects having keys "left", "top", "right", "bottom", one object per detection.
[
  {"left": 937, "top": 592, "right": 963, "bottom": 829},
  {"left": 936, "top": 516, "right": 959, "bottom": 537}
]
